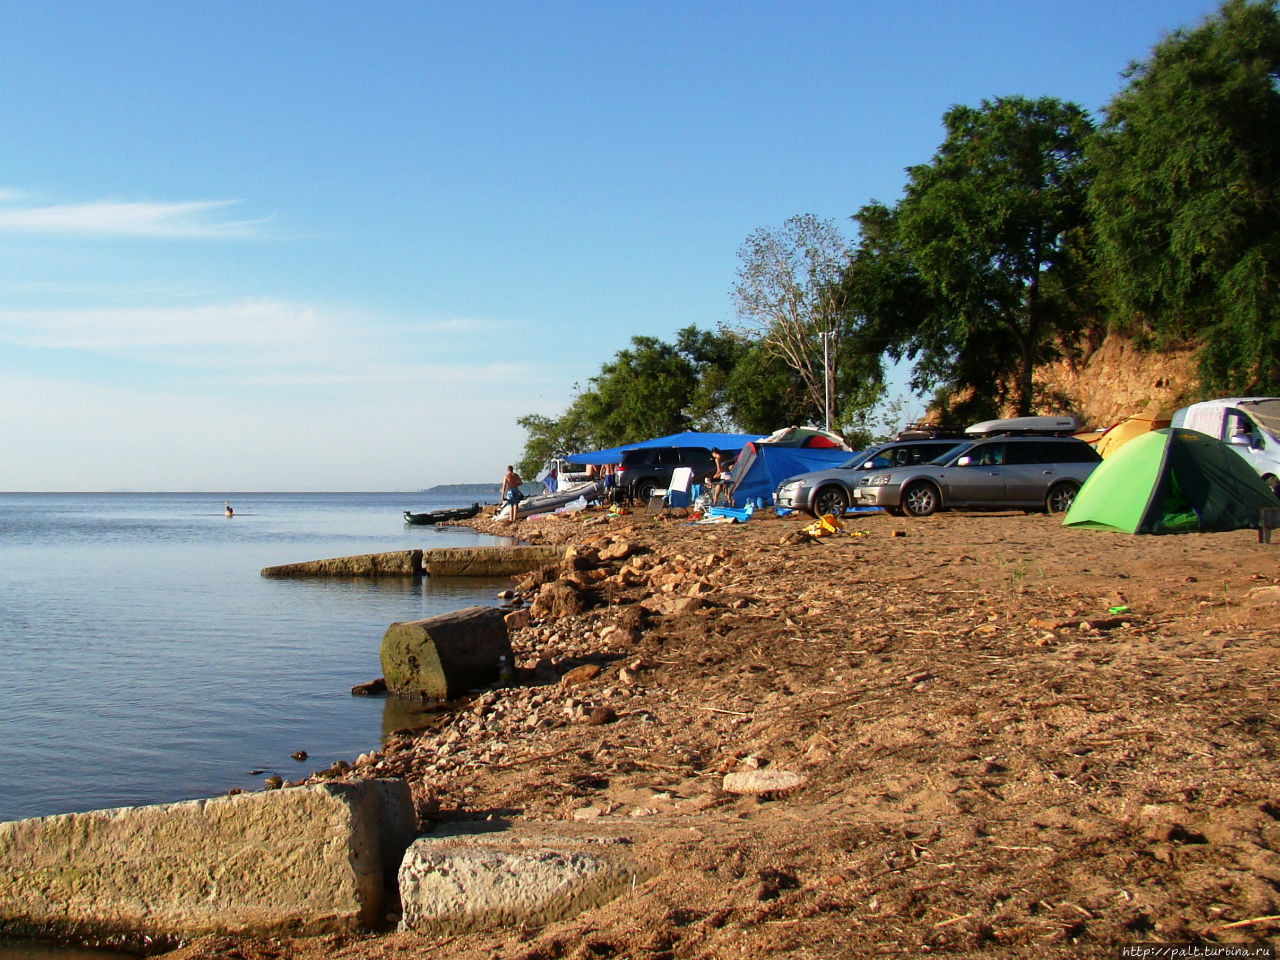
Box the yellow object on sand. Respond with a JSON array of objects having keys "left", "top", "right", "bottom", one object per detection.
[{"left": 803, "top": 514, "right": 843, "bottom": 537}]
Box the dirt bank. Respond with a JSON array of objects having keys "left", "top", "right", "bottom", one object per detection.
[{"left": 166, "top": 506, "right": 1280, "bottom": 959}]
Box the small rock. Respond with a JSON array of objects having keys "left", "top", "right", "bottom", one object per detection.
[
  {"left": 561, "top": 663, "right": 602, "bottom": 688},
  {"left": 350, "top": 678, "right": 387, "bottom": 696},
  {"left": 531, "top": 580, "right": 587, "bottom": 620},
  {"left": 599, "top": 540, "right": 636, "bottom": 562},
  {"left": 291, "top": 750, "right": 308, "bottom": 762},
  {"left": 1247, "top": 585, "right": 1280, "bottom": 605},
  {"left": 587, "top": 706, "right": 617, "bottom": 726},
  {"left": 722, "top": 769, "right": 806, "bottom": 796},
  {"left": 504, "top": 608, "right": 532, "bottom": 631},
  {"left": 264, "top": 775, "right": 283, "bottom": 790}
]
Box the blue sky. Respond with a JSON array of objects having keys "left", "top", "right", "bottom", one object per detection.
[{"left": 0, "top": 0, "right": 1222, "bottom": 491}]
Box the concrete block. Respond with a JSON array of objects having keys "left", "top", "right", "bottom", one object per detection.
[
  {"left": 421, "top": 546, "right": 561, "bottom": 577},
  {"left": 0, "top": 780, "right": 417, "bottom": 950},
  {"left": 397, "top": 823, "right": 645, "bottom": 935},
  {"left": 261, "top": 550, "right": 422, "bottom": 578},
  {"left": 380, "top": 606, "right": 511, "bottom": 699}
]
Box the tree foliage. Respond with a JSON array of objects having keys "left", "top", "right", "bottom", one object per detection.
[
  {"left": 516, "top": 5, "right": 1280, "bottom": 464},
  {"left": 516, "top": 327, "right": 770, "bottom": 475},
  {"left": 887, "top": 96, "right": 1096, "bottom": 416},
  {"left": 1089, "top": 0, "right": 1280, "bottom": 392},
  {"left": 730, "top": 214, "right": 877, "bottom": 430}
]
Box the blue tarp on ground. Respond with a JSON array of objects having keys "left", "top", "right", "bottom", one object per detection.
[
  {"left": 728, "top": 444, "right": 854, "bottom": 506},
  {"left": 563, "top": 432, "right": 762, "bottom": 466}
]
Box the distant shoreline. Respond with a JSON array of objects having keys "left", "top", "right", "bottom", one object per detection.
[{"left": 418, "top": 483, "right": 496, "bottom": 497}]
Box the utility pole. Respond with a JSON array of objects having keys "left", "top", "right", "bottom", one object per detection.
[{"left": 818, "top": 330, "right": 836, "bottom": 433}]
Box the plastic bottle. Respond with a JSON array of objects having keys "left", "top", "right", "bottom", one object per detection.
[{"left": 497, "top": 655, "right": 514, "bottom": 685}]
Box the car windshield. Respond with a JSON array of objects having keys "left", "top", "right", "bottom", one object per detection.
[
  {"left": 930, "top": 442, "right": 971, "bottom": 464},
  {"left": 838, "top": 448, "right": 871, "bottom": 469}
]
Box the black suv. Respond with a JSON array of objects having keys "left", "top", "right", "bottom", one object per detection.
[{"left": 616, "top": 447, "right": 718, "bottom": 501}]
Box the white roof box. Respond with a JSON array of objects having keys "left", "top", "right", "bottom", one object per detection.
[{"left": 966, "top": 415, "right": 1081, "bottom": 436}]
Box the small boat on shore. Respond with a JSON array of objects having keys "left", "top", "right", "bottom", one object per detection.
[
  {"left": 509, "top": 480, "right": 604, "bottom": 519},
  {"left": 403, "top": 502, "right": 481, "bottom": 525}
]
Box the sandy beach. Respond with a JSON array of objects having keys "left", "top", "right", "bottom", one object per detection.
[{"left": 165, "top": 505, "right": 1280, "bottom": 959}]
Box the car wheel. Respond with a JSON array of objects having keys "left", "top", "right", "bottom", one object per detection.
[
  {"left": 811, "top": 485, "right": 849, "bottom": 518},
  {"left": 901, "top": 481, "right": 939, "bottom": 517},
  {"left": 1045, "top": 481, "right": 1080, "bottom": 514},
  {"left": 635, "top": 479, "right": 659, "bottom": 502}
]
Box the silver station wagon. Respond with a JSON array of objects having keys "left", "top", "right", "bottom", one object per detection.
[
  {"left": 774, "top": 439, "right": 964, "bottom": 516},
  {"left": 851, "top": 435, "right": 1102, "bottom": 517}
]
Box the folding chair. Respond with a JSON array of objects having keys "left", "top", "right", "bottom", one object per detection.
[{"left": 647, "top": 466, "right": 694, "bottom": 513}]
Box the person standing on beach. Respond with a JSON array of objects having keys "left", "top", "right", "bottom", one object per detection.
[
  {"left": 500, "top": 465, "right": 524, "bottom": 518},
  {"left": 709, "top": 449, "right": 733, "bottom": 504}
]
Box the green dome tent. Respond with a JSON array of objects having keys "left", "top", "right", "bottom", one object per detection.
[{"left": 1062, "top": 428, "right": 1278, "bottom": 534}]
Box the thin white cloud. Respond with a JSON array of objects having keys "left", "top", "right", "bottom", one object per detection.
[
  {"left": 0, "top": 301, "right": 556, "bottom": 393},
  {"left": 0, "top": 194, "right": 265, "bottom": 237},
  {"left": 0, "top": 301, "right": 320, "bottom": 350}
]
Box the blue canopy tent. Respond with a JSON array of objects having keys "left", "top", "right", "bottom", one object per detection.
[
  {"left": 727, "top": 443, "right": 854, "bottom": 506},
  {"left": 563, "top": 432, "right": 762, "bottom": 466}
]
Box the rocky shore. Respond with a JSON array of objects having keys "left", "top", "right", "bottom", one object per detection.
[{"left": 166, "top": 505, "right": 1280, "bottom": 959}]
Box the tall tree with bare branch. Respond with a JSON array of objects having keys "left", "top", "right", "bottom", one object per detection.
[{"left": 730, "top": 214, "right": 860, "bottom": 431}]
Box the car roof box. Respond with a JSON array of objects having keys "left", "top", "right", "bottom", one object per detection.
[
  {"left": 965, "top": 415, "right": 1081, "bottom": 436},
  {"left": 895, "top": 422, "right": 968, "bottom": 440}
]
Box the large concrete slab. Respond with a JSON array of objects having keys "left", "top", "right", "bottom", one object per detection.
[
  {"left": 397, "top": 822, "right": 649, "bottom": 936},
  {"left": 260, "top": 546, "right": 562, "bottom": 579},
  {"left": 380, "top": 606, "right": 512, "bottom": 699},
  {"left": 421, "top": 545, "right": 562, "bottom": 577},
  {"left": 0, "top": 780, "right": 417, "bottom": 950},
  {"left": 261, "top": 550, "right": 422, "bottom": 578}
]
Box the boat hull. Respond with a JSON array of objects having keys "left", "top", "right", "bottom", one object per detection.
[{"left": 403, "top": 502, "right": 481, "bottom": 525}]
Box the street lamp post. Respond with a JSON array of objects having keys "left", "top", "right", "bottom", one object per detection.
[{"left": 818, "top": 330, "right": 835, "bottom": 433}]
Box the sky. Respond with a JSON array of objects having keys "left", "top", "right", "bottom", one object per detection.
[{"left": 0, "top": 0, "right": 1225, "bottom": 491}]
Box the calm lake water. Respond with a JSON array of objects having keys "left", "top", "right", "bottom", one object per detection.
[{"left": 0, "top": 491, "right": 515, "bottom": 824}]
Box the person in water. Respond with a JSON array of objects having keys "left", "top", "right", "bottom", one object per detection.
[{"left": 224, "top": 503, "right": 234, "bottom": 518}]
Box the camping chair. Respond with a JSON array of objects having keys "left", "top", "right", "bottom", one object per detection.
[{"left": 647, "top": 466, "right": 694, "bottom": 514}]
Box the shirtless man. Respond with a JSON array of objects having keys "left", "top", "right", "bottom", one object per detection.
[
  {"left": 500, "top": 465, "right": 524, "bottom": 518},
  {"left": 709, "top": 449, "right": 733, "bottom": 504}
]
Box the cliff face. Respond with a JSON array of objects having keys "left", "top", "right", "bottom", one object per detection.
[{"left": 1030, "top": 332, "right": 1200, "bottom": 428}]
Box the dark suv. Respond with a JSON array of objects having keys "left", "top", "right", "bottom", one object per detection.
[{"left": 616, "top": 447, "right": 718, "bottom": 501}]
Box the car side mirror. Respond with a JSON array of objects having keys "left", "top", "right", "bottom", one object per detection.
[
  {"left": 861, "top": 460, "right": 876, "bottom": 469},
  {"left": 956, "top": 455, "right": 973, "bottom": 467}
]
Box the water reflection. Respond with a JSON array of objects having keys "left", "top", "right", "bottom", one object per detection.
[{"left": 381, "top": 695, "right": 453, "bottom": 738}]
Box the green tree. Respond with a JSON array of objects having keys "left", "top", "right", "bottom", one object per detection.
[
  {"left": 722, "top": 341, "right": 815, "bottom": 433},
  {"left": 574, "top": 335, "right": 698, "bottom": 443},
  {"left": 731, "top": 214, "right": 868, "bottom": 431},
  {"left": 1089, "top": 0, "right": 1280, "bottom": 393},
  {"left": 673, "top": 326, "right": 751, "bottom": 431},
  {"left": 515, "top": 327, "right": 749, "bottom": 473},
  {"left": 514, "top": 409, "right": 592, "bottom": 479},
  {"left": 889, "top": 96, "right": 1095, "bottom": 416}
]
